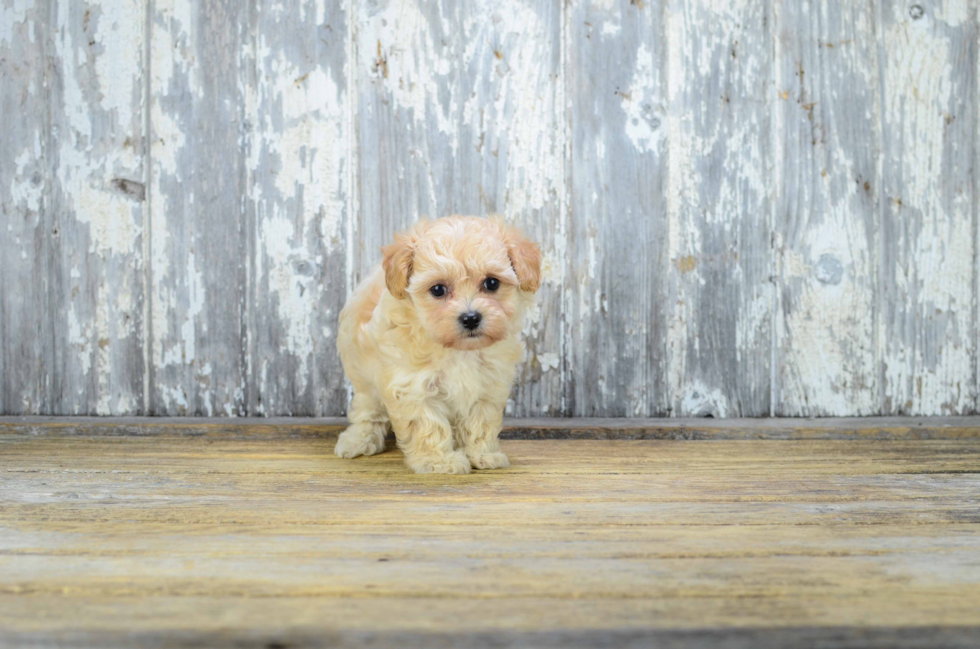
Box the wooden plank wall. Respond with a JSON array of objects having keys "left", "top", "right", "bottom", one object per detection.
[{"left": 0, "top": 0, "right": 977, "bottom": 418}]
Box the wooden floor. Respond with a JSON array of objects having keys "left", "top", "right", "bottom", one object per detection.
[{"left": 2, "top": 419, "right": 980, "bottom": 648}]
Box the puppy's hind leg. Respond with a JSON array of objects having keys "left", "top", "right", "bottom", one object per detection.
[{"left": 335, "top": 392, "right": 390, "bottom": 459}]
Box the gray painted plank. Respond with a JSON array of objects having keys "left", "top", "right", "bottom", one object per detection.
[
  {"left": 48, "top": 0, "right": 147, "bottom": 414},
  {"left": 1, "top": 0, "right": 145, "bottom": 415},
  {"left": 246, "top": 0, "right": 349, "bottom": 416},
  {"left": 665, "top": 0, "right": 773, "bottom": 416},
  {"left": 878, "top": 0, "right": 977, "bottom": 415},
  {"left": 353, "top": 0, "right": 458, "bottom": 279},
  {"left": 453, "top": 0, "right": 563, "bottom": 416},
  {"left": 353, "top": 0, "right": 563, "bottom": 416},
  {"left": 147, "top": 0, "right": 248, "bottom": 415},
  {"left": 772, "top": 0, "right": 880, "bottom": 416},
  {"left": 1, "top": 0, "right": 50, "bottom": 414},
  {"left": 565, "top": 0, "right": 668, "bottom": 416}
]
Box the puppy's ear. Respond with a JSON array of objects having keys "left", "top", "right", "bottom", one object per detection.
[
  {"left": 494, "top": 218, "right": 542, "bottom": 293},
  {"left": 381, "top": 221, "right": 427, "bottom": 299}
]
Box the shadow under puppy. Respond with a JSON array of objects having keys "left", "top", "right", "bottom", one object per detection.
[{"left": 335, "top": 216, "right": 542, "bottom": 474}]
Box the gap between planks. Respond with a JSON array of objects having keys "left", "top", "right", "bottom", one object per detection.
[{"left": 2, "top": 416, "right": 980, "bottom": 440}]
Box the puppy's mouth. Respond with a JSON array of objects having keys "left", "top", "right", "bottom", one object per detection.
[{"left": 449, "top": 329, "right": 499, "bottom": 350}]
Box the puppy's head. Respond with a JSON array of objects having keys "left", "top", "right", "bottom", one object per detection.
[{"left": 382, "top": 216, "right": 541, "bottom": 351}]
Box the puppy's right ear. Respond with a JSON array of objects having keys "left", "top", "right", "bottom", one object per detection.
[
  {"left": 381, "top": 235, "right": 413, "bottom": 299},
  {"left": 381, "top": 221, "right": 427, "bottom": 299}
]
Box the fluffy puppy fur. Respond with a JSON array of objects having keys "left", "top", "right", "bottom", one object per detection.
[{"left": 334, "top": 215, "right": 541, "bottom": 474}]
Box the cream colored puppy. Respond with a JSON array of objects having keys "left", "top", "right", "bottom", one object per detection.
[{"left": 334, "top": 216, "right": 541, "bottom": 474}]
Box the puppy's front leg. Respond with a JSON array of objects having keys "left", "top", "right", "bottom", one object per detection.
[
  {"left": 389, "top": 406, "right": 471, "bottom": 475},
  {"left": 459, "top": 400, "right": 510, "bottom": 470}
]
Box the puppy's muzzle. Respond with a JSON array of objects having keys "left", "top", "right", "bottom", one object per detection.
[{"left": 459, "top": 311, "right": 482, "bottom": 331}]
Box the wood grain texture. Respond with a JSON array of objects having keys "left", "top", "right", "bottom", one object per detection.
[
  {"left": 352, "top": 0, "right": 458, "bottom": 280},
  {"left": 879, "top": 0, "right": 978, "bottom": 415},
  {"left": 1, "top": 0, "right": 146, "bottom": 415},
  {"left": 499, "top": 414, "right": 980, "bottom": 439},
  {"left": 666, "top": 0, "right": 773, "bottom": 417},
  {"left": 246, "top": 0, "right": 349, "bottom": 415},
  {"left": 1, "top": 0, "right": 50, "bottom": 414},
  {"left": 1, "top": 623, "right": 978, "bottom": 649},
  {"left": 2, "top": 428, "right": 980, "bottom": 647},
  {"left": 48, "top": 0, "right": 147, "bottom": 415},
  {"left": 147, "top": 0, "right": 249, "bottom": 415},
  {"left": 7, "top": 415, "right": 980, "bottom": 439},
  {"left": 772, "top": 0, "right": 880, "bottom": 415},
  {"left": 565, "top": 0, "right": 669, "bottom": 417}
]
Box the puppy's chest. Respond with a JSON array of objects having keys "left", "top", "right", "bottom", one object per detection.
[{"left": 431, "top": 353, "right": 503, "bottom": 410}]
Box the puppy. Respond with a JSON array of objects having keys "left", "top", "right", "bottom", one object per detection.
[{"left": 334, "top": 215, "right": 541, "bottom": 474}]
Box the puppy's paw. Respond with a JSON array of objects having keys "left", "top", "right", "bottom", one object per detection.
[
  {"left": 468, "top": 451, "right": 510, "bottom": 470},
  {"left": 407, "top": 450, "right": 472, "bottom": 475},
  {"left": 334, "top": 424, "right": 387, "bottom": 459}
]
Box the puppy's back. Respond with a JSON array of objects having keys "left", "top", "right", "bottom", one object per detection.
[{"left": 338, "top": 267, "right": 385, "bottom": 350}]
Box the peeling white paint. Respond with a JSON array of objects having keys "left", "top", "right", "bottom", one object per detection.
[
  {"left": 883, "top": 15, "right": 954, "bottom": 204},
  {"left": 934, "top": 0, "right": 968, "bottom": 27},
  {"left": 679, "top": 380, "right": 730, "bottom": 418},
  {"left": 246, "top": 1, "right": 351, "bottom": 414},
  {"left": 879, "top": 4, "right": 975, "bottom": 415},
  {"left": 257, "top": 48, "right": 345, "bottom": 241},
  {"left": 29, "top": 0, "right": 147, "bottom": 414},
  {"left": 537, "top": 352, "right": 560, "bottom": 373},
  {"left": 1, "top": 0, "right": 34, "bottom": 46},
  {"left": 600, "top": 21, "right": 621, "bottom": 38},
  {"left": 92, "top": 1, "right": 143, "bottom": 124},
  {"left": 539, "top": 250, "right": 559, "bottom": 285},
  {"left": 158, "top": 384, "right": 189, "bottom": 412},
  {"left": 9, "top": 144, "right": 43, "bottom": 212},
  {"left": 358, "top": 0, "right": 456, "bottom": 139},
  {"left": 773, "top": 0, "right": 880, "bottom": 416},
  {"left": 459, "top": 1, "right": 561, "bottom": 218},
  {"left": 622, "top": 43, "right": 663, "bottom": 153},
  {"left": 666, "top": 0, "right": 771, "bottom": 416},
  {"left": 257, "top": 215, "right": 317, "bottom": 373},
  {"left": 73, "top": 184, "right": 139, "bottom": 255},
  {"left": 68, "top": 306, "right": 92, "bottom": 378}
]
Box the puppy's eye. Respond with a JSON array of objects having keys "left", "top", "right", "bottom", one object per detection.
[
  {"left": 429, "top": 284, "right": 448, "bottom": 298},
  {"left": 482, "top": 277, "right": 500, "bottom": 292}
]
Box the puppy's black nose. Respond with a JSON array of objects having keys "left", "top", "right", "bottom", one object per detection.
[{"left": 459, "top": 311, "right": 482, "bottom": 331}]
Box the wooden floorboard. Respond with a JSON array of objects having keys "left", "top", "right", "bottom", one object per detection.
[{"left": 1, "top": 423, "right": 979, "bottom": 647}]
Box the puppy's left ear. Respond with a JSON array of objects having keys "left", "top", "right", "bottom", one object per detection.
[{"left": 495, "top": 218, "right": 542, "bottom": 293}]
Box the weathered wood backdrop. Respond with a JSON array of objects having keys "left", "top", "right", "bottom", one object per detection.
[{"left": 1, "top": 0, "right": 977, "bottom": 417}]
